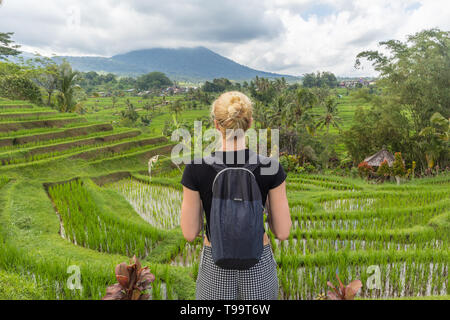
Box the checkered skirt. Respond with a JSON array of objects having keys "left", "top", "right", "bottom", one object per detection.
[{"left": 196, "top": 244, "right": 279, "bottom": 300}]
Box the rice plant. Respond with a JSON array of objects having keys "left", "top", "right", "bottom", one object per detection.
[
  {"left": 108, "top": 179, "right": 182, "bottom": 230},
  {"left": 273, "top": 174, "right": 449, "bottom": 300},
  {"left": 48, "top": 179, "right": 162, "bottom": 258},
  {"left": 0, "top": 176, "right": 8, "bottom": 188}
]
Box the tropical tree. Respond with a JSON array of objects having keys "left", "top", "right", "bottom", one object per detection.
[
  {"left": 0, "top": 74, "right": 42, "bottom": 104},
  {"left": 140, "top": 115, "right": 152, "bottom": 127},
  {"left": 0, "top": 32, "right": 20, "bottom": 60},
  {"left": 267, "top": 94, "right": 288, "bottom": 127},
  {"left": 120, "top": 99, "right": 139, "bottom": 123},
  {"left": 249, "top": 76, "right": 277, "bottom": 104},
  {"left": 343, "top": 103, "right": 412, "bottom": 167},
  {"left": 419, "top": 112, "right": 449, "bottom": 168},
  {"left": 392, "top": 152, "right": 406, "bottom": 184},
  {"left": 143, "top": 101, "right": 152, "bottom": 115},
  {"left": 196, "top": 91, "right": 211, "bottom": 106},
  {"left": 29, "top": 57, "right": 59, "bottom": 106},
  {"left": 136, "top": 72, "right": 172, "bottom": 91},
  {"left": 316, "top": 97, "right": 342, "bottom": 134},
  {"left": 56, "top": 62, "right": 82, "bottom": 112},
  {"left": 314, "top": 97, "right": 342, "bottom": 168},
  {"left": 112, "top": 96, "right": 118, "bottom": 108},
  {"left": 355, "top": 28, "right": 450, "bottom": 132},
  {"left": 203, "top": 78, "right": 233, "bottom": 93},
  {"left": 285, "top": 88, "right": 317, "bottom": 126},
  {"left": 252, "top": 100, "right": 271, "bottom": 128},
  {"left": 169, "top": 99, "right": 183, "bottom": 121},
  {"left": 303, "top": 71, "right": 338, "bottom": 88},
  {"left": 273, "top": 77, "right": 288, "bottom": 92},
  {"left": 348, "top": 29, "right": 449, "bottom": 170}
]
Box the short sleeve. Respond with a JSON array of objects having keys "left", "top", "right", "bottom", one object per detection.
[
  {"left": 181, "top": 163, "right": 199, "bottom": 191},
  {"left": 269, "top": 161, "right": 287, "bottom": 190}
]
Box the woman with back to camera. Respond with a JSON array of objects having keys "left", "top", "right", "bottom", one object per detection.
[{"left": 180, "top": 91, "right": 292, "bottom": 300}]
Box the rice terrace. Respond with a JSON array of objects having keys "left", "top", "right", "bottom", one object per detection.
[{"left": 0, "top": 0, "right": 449, "bottom": 303}]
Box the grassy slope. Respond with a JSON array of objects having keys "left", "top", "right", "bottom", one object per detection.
[{"left": 0, "top": 270, "right": 46, "bottom": 300}]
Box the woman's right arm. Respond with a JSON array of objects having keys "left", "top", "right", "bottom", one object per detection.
[{"left": 267, "top": 181, "right": 291, "bottom": 241}]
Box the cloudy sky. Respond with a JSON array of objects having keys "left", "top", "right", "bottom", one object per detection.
[{"left": 0, "top": 0, "right": 449, "bottom": 76}]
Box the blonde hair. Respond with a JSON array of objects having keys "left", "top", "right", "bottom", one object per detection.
[{"left": 211, "top": 91, "right": 253, "bottom": 138}]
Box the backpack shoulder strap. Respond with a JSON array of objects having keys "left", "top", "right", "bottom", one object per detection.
[
  {"left": 204, "top": 153, "right": 228, "bottom": 173},
  {"left": 243, "top": 149, "right": 271, "bottom": 173}
]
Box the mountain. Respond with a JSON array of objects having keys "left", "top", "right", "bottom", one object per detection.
[{"left": 51, "top": 47, "right": 298, "bottom": 82}]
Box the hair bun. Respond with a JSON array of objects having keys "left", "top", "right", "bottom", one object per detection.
[
  {"left": 211, "top": 91, "right": 253, "bottom": 133},
  {"left": 228, "top": 96, "right": 244, "bottom": 119}
]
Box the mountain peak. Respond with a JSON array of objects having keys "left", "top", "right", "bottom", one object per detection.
[{"left": 56, "top": 47, "right": 297, "bottom": 82}]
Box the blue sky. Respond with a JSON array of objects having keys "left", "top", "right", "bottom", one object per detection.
[
  {"left": 299, "top": 3, "right": 338, "bottom": 19},
  {"left": 0, "top": 0, "right": 448, "bottom": 76}
]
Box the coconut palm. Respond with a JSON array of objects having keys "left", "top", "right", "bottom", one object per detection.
[
  {"left": 56, "top": 62, "right": 81, "bottom": 112},
  {"left": 286, "top": 88, "right": 317, "bottom": 125},
  {"left": 316, "top": 97, "right": 342, "bottom": 134},
  {"left": 143, "top": 101, "right": 152, "bottom": 115},
  {"left": 169, "top": 99, "right": 183, "bottom": 121},
  {"left": 267, "top": 94, "right": 289, "bottom": 127},
  {"left": 252, "top": 100, "right": 270, "bottom": 128}
]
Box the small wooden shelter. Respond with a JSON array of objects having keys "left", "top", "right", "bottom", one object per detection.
[{"left": 364, "top": 148, "right": 395, "bottom": 167}]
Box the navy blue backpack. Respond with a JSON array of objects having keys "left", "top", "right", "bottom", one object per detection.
[{"left": 204, "top": 150, "right": 266, "bottom": 270}]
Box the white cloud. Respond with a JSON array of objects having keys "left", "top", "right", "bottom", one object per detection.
[
  {"left": 0, "top": 0, "right": 448, "bottom": 76},
  {"left": 230, "top": 0, "right": 450, "bottom": 76}
]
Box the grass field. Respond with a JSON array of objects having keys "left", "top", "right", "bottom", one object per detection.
[{"left": 0, "top": 97, "right": 447, "bottom": 300}]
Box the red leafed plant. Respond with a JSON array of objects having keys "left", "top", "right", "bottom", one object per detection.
[
  {"left": 357, "top": 161, "right": 373, "bottom": 179},
  {"left": 103, "top": 255, "right": 155, "bottom": 300},
  {"left": 327, "top": 273, "right": 362, "bottom": 300}
]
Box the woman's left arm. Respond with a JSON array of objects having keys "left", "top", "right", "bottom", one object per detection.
[{"left": 180, "top": 187, "right": 203, "bottom": 242}]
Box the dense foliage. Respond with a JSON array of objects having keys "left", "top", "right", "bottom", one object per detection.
[
  {"left": 0, "top": 74, "right": 42, "bottom": 103},
  {"left": 348, "top": 29, "right": 450, "bottom": 170},
  {"left": 302, "top": 71, "right": 338, "bottom": 88},
  {"left": 136, "top": 72, "right": 173, "bottom": 91},
  {"left": 202, "top": 78, "right": 240, "bottom": 92}
]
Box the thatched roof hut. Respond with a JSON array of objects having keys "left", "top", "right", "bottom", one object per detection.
[{"left": 364, "top": 149, "right": 395, "bottom": 167}]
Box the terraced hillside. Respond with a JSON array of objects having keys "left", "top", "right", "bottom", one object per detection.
[
  {"left": 0, "top": 99, "right": 185, "bottom": 300},
  {"left": 0, "top": 102, "right": 174, "bottom": 170},
  {"left": 0, "top": 99, "right": 448, "bottom": 300}
]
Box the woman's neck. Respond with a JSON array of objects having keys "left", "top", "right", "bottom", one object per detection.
[{"left": 219, "top": 137, "right": 247, "bottom": 152}]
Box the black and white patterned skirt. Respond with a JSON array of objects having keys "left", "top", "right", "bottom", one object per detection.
[{"left": 196, "top": 244, "right": 279, "bottom": 300}]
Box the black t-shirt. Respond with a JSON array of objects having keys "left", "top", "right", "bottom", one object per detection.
[{"left": 181, "top": 149, "right": 287, "bottom": 240}]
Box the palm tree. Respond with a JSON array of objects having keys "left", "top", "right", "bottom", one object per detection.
[
  {"left": 267, "top": 94, "right": 288, "bottom": 127},
  {"left": 252, "top": 101, "right": 270, "bottom": 128},
  {"left": 316, "top": 97, "right": 342, "bottom": 134},
  {"left": 143, "top": 102, "right": 152, "bottom": 115},
  {"left": 269, "top": 94, "right": 305, "bottom": 154},
  {"left": 56, "top": 62, "right": 81, "bottom": 112},
  {"left": 169, "top": 99, "right": 183, "bottom": 121},
  {"left": 285, "top": 88, "right": 317, "bottom": 126},
  {"left": 419, "top": 112, "right": 449, "bottom": 168},
  {"left": 274, "top": 77, "right": 287, "bottom": 91},
  {"left": 120, "top": 99, "right": 138, "bottom": 123},
  {"left": 112, "top": 96, "right": 118, "bottom": 108}
]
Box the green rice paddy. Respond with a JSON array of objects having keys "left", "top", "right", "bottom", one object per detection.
[{"left": 0, "top": 97, "right": 447, "bottom": 300}]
